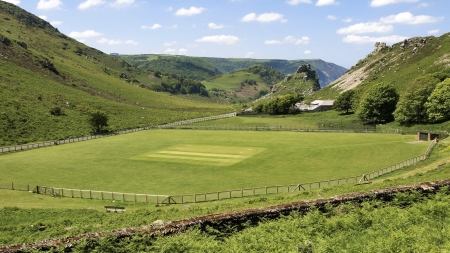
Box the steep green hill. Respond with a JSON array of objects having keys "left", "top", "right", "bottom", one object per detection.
[
  {"left": 310, "top": 33, "right": 450, "bottom": 101},
  {"left": 0, "top": 2, "right": 231, "bottom": 146},
  {"left": 120, "top": 54, "right": 347, "bottom": 87}
]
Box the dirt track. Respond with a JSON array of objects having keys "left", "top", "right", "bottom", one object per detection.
[{"left": 1, "top": 179, "right": 449, "bottom": 253}]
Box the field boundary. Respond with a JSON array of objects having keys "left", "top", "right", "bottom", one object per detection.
[
  {"left": 0, "top": 113, "right": 237, "bottom": 153},
  {"left": 1, "top": 139, "right": 438, "bottom": 204}
]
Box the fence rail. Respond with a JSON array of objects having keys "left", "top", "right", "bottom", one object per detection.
[
  {"left": 1, "top": 139, "right": 439, "bottom": 204},
  {"left": 0, "top": 113, "right": 237, "bottom": 153}
]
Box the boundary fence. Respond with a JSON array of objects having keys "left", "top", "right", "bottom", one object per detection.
[
  {"left": 0, "top": 113, "right": 237, "bottom": 153},
  {"left": 1, "top": 139, "right": 438, "bottom": 204}
]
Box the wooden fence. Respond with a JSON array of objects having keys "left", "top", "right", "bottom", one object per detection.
[
  {"left": 1, "top": 139, "right": 438, "bottom": 204},
  {"left": 0, "top": 113, "right": 237, "bottom": 153}
]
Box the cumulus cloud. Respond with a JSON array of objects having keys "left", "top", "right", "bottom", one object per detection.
[
  {"left": 370, "top": 0, "right": 419, "bottom": 7},
  {"left": 342, "top": 18, "right": 352, "bottom": 23},
  {"left": 178, "top": 48, "right": 188, "bottom": 55},
  {"left": 195, "top": 35, "right": 239, "bottom": 44},
  {"left": 175, "top": 7, "right": 206, "bottom": 16},
  {"left": 111, "top": 0, "right": 134, "bottom": 8},
  {"left": 316, "top": 0, "right": 339, "bottom": 6},
  {"left": 286, "top": 0, "right": 312, "bottom": 5},
  {"left": 165, "top": 48, "right": 176, "bottom": 54},
  {"left": 38, "top": 15, "right": 47, "bottom": 20},
  {"left": 78, "top": 0, "right": 106, "bottom": 10},
  {"left": 97, "top": 38, "right": 123, "bottom": 45},
  {"left": 427, "top": 29, "right": 439, "bottom": 35},
  {"left": 343, "top": 34, "right": 409, "bottom": 44},
  {"left": 208, "top": 23, "right": 225, "bottom": 29},
  {"left": 327, "top": 15, "right": 336, "bottom": 20},
  {"left": 141, "top": 24, "right": 162, "bottom": 30},
  {"left": 69, "top": 30, "right": 102, "bottom": 38},
  {"left": 241, "top": 12, "right": 287, "bottom": 23},
  {"left": 337, "top": 22, "right": 393, "bottom": 34},
  {"left": 3, "top": 0, "right": 20, "bottom": 5},
  {"left": 380, "top": 12, "right": 444, "bottom": 25},
  {"left": 163, "top": 41, "right": 177, "bottom": 47},
  {"left": 304, "top": 50, "right": 312, "bottom": 54},
  {"left": 125, "top": 40, "right": 138, "bottom": 45},
  {"left": 37, "top": 0, "right": 63, "bottom": 10},
  {"left": 50, "top": 21, "right": 62, "bottom": 25},
  {"left": 265, "top": 36, "right": 310, "bottom": 45},
  {"left": 245, "top": 52, "right": 255, "bottom": 58}
]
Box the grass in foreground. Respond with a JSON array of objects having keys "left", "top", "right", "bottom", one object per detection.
[
  {"left": 0, "top": 144, "right": 448, "bottom": 247},
  {"left": 0, "top": 130, "right": 429, "bottom": 195}
]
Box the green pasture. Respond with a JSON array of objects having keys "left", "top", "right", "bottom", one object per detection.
[
  {"left": 0, "top": 130, "right": 429, "bottom": 195},
  {"left": 202, "top": 72, "right": 268, "bottom": 91}
]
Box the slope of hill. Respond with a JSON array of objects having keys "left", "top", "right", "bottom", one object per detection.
[
  {"left": 121, "top": 54, "right": 347, "bottom": 87},
  {"left": 0, "top": 2, "right": 231, "bottom": 146},
  {"left": 201, "top": 65, "right": 285, "bottom": 103},
  {"left": 310, "top": 33, "right": 450, "bottom": 101}
]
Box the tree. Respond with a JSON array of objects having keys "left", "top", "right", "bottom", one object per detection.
[
  {"left": 357, "top": 83, "right": 399, "bottom": 122},
  {"left": 88, "top": 110, "right": 109, "bottom": 133},
  {"left": 333, "top": 90, "right": 356, "bottom": 114},
  {"left": 394, "top": 80, "right": 437, "bottom": 125},
  {"left": 425, "top": 78, "right": 450, "bottom": 122}
]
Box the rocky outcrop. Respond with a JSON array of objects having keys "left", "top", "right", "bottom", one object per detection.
[
  {"left": 0, "top": 34, "right": 11, "bottom": 46},
  {"left": 373, "top": 42, "right": 387, "bottom": 53}
]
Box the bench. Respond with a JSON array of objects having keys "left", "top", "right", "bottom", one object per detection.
[{"left": 104, "top": 206, "right": 126, "bottom": 212}]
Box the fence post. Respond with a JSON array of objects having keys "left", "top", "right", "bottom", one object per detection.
[
  {"left": 11, "top": 182, "right": 14, "bottom": 190},
  {"left": 80, "top": 190, "right": 82, "bottom": 198},
  {"left": 101, "top": 191, "right": 103, "bottom": 200},
  {"left": 71, "top": 189, "right": 73, "bottom": 198},
  {"left": 134, "top": 194, "right": 136, "bottom": 202},
  {"left": 90, "top": 191, "right": 92, "bottom": 199}
]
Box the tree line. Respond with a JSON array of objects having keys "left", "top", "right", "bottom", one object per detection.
[{"left": 333, "top": 71, "right": 450, "bottom": 124}]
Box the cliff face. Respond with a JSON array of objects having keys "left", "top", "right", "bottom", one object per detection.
[{"left": 256, "top": 64, "right": 321, "bottom": 101}]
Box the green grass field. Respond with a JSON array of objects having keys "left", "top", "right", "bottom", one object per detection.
[{"left": 0, "top": 130, "right": 430, "bottom": 196}]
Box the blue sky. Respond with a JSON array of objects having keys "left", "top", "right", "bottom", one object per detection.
[{"left": 2, "top": 0, "right": 448, "bottom": 68}]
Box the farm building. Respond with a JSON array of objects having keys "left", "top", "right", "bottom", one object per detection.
[{"left": 295, "top": 100, "right": 335, "bottom": 112}]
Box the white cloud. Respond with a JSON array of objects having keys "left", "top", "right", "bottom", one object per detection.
[
  {"left": 37, "top": 0, "right": 63, "bottom": 10},
  {"left": 3, "top": 0, "right": 20, "bottom": 5},
  {"left": 342, "top": 18, "right": 352, "bottom": 23},
  {"left": 265, "top": 36, "right": 310, "bottom": 45},
  {"left": 97, "top": 38, "right": 123, "bottom": 45},
  {"left": 165, "top": 48, "right": 176, "bottom": 54},
  {"left": 166, "top": 6, "right": 173, "bottom": 11},
  {"left": 327, "top": 15, "right": 336, "bottom": 20},
  {"left": 141, "top": 24, "right": 162, "bottom": 30},
  {"left": 195, "top": 35, "right": 239, "bottom": 45},
  {"left": 78, "top": 0, "right": 106, "bottom": 10},
  {"left": 163, "top": 41, "right": 177, "bottom": 47},
  {"left": 418, "top": 3, "right": 429, "bottom": 8},
  {"left": 316, "top": 0, "right": 339, "bottom": 6},
  {"left": 245, "top": 52, "right": 255, "bottom": 58},
  {"left": 304, "top": 50, "right": 312, "bottom": 54},
  {"left": 427, "top": 29, "right": 439, "bottom": 35},
  {"left": 38, "top": 15, "right": 47, "bottom": 20},
  {"left": 286, "top": 0, "right": 312, "bottom": 5},
  {"left": 175, "top": 7, "right": 206, "bottom": 16},
  {"left": 337, "top": 22, "right": 393, "bottom": 34},
  {"left": 241, "top": 12, "right": 287, "bottom": 23},
  {"left": 50, "top": 21, "right": 62, "bottom": 25},
  {"left": 370, "top": 0, "right": 419, "bottom": 7},
  {"left": 111, "top": 0, "right": 134, "bottom": 8},
  {"left": 343, "top": 34, "right": 409, "bottom": 44},
  {"left": 208, "top": 23, "right": 225, "bottom": 29},
  {"left": 69, "top": 30, "right": 102, "bottom": 38},
  {"left": 125, "top": 40, "right": 138, "bottom": 45},
  {"left": 178, "top": 48, "right": 188, "bottom": 55},
  {"left": 380, "top": 12, "right": 444, "bottom": 25}
]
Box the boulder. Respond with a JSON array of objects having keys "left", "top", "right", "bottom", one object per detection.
[
  {"left": 0, "top": 35, "right": 11, "bottom": 46},
  {"left": 373, "top": 42, "right": 387, "bottom": 53}
]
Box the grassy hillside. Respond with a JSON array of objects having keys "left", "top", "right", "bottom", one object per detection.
[
  {"left": 311, "top": 33, "right": 450, "bottom": 101},
  {"left": 121, "top": 54, "right": 347, "bottom": 87},
  {"left": 202, "top": 65, "right": 285, "bottom": 103},
  {"left": 0, "top": 2, "right": 232, "bottom": 146}
]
